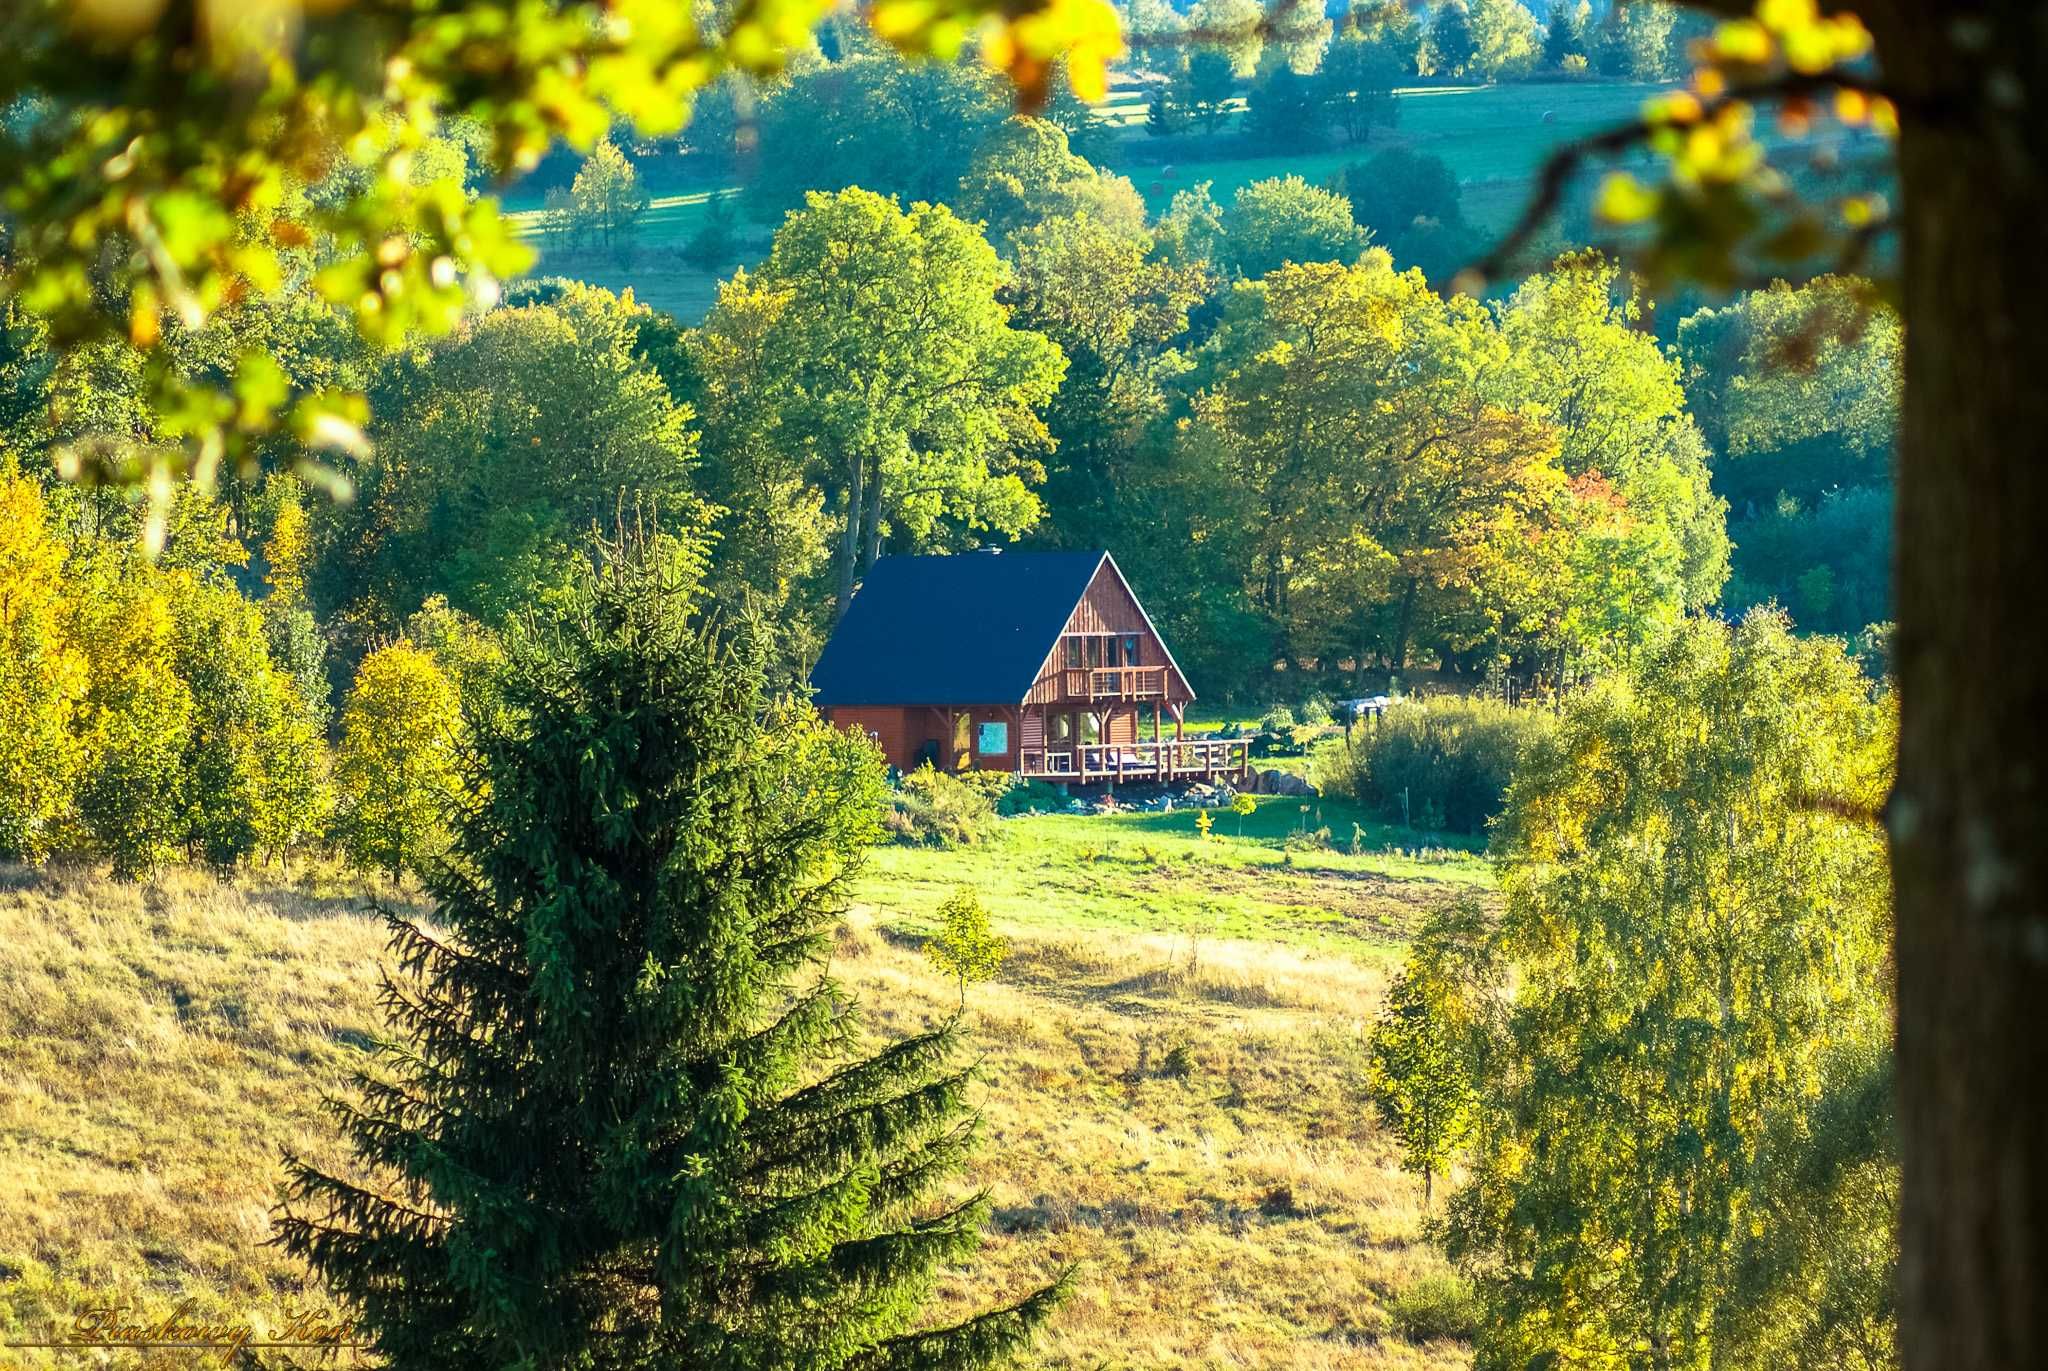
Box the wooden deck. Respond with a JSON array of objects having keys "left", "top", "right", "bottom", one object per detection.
[{"left": 1019, "top": 738, "right": 1250, "bottom": 784}]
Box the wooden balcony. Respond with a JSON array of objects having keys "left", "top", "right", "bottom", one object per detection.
[
  {"left": 1058, "top": 665, "right": 1170, "bottom": 701},
  {"left": 1019, "top": 738, "right": 1250, "bottom": 783}
]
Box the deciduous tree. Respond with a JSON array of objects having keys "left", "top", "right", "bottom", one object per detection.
[
  {"left": 0, "top": 468, "right": 86, "bottom": 861},
  {"left": 1444, "top": 612, "right": 1896, "bottom": 1371},
  {"left": 1218, "top": 176, "right": 1370, "bottom": 278},
  {"left": 332, "top": 642, "right": 464, "bottom": 880},
  {"left": 695, "top": 189, "right": 1065, "bottom": 617}
]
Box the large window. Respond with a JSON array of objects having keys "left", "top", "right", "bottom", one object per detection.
[
  {"left": 977, "top": 721, "right": 1008, "bottom": 755},
  {"left": 1080, "top": 712, "right": 1101, "bottom": 745},
  {"left": 1086, "top": 636, "right": 1104, "bottom": 668},
  {"left": 1124, "top": 634, "right": 1141, "bottom": 666},
  {"left": 1049, "top": 713, "right": 1074, "bottom": 745},
  {"left": 1064, "top": 638, "right": 1082, "bottom": 669},
  {"left": 952, "top": 712, "right": 971, "bottom": 758}
]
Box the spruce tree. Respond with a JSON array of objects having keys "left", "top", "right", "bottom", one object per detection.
[{"left": 275, "top": 530, "right": 1062, "bottom": 1370}]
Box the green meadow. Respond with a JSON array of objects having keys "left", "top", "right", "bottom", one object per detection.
[{"left": 503, "top": 80, "right": 1673, "bottom": 319}]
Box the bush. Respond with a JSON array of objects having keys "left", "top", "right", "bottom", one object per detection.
[
  {"left": 1259, "top": 703, "right": 1297, "bottom": 734},
  {"left": 1319, "top": 697, "right": 1552, "bottom": 836},
  {"left": 1388, "top": 1273, "right": 1480, "bottom": 1344},
  {"left": 997, "top": 777, "right": 1065, "bottom": 815},
  {"left": 954, "top": 768, "right": 1019, "bottom": 806},
  {"left": 886, "top": 764, "right": 998, "bottom": 847},
  {"left": 1299, "top": 693, "right": 1333, "bottom": 727}
]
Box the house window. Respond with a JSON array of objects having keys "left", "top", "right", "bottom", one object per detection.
[
  {"left": 1049, "top": 713, "right": 1074, "bottom": 745},
  {"left": 952, "top": 712, "right": 972, "bottom": 756},
  {"left": 1086, "top": 637, "right": 1104, "bottom": 668},
  {"left": 1124, "top": 634, "right": 1141, "bottom": 666},
  {"left": 1080, "top": 712, "right": 1101, "bottom": 745},
  {"left": 978, "top": 721, "right": 1008, "bottom": 755},
  {"left": 1064, "top": 638, "right": 1083, "bottom": 669},
  {"left": 1105, "top": 636, "right": 1123, "bottom": 667}
]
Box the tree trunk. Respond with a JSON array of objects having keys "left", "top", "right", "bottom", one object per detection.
[
  {"left": 860, "top": 453, "right": 885, "bottom": 577},
  {"left": 833, "top": 457, "right": 865, "bottom": 620},
  {"left": 1864, "top": 8, "right": 2048, "bottom": 1370},
  {"left": 1390, "top": 576, "right": 1421, "bottom": 675}
]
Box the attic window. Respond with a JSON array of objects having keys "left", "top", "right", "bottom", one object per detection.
[{"left": 1064, "top": 638, "right": 1082, "bottom": 669}]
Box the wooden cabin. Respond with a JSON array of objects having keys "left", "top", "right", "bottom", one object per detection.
[{"left": 811, "top": 550, "right": 1249, "bottom": 785}]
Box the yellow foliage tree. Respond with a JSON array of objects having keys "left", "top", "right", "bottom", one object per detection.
[
  {"left": 262, "top": 476, "right": 313, "bottom": 611},
  {"left": 334, "top": 643, "right": 465, "bottom": 880},
  {"left": 71, "top": 570, "right": 195, "bottom": 879},
  {"left": 0, "top": 470, "right": 88, "bottom": 860}
]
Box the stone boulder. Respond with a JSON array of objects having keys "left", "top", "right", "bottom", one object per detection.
[{"left": 1249, "top": 768, "right": 1318, "bottom": 798}]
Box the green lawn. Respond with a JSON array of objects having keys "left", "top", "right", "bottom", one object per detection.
[{"left": 853, "top": 796, "right": 1489, "bottom": 960}]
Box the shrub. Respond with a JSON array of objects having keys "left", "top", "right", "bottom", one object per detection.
[
  {"left": 1259, "top": 703, "right": 1297, "bottom": 734},
  {"left": 1283, "top": 825, "right": 1332, "bottom": 852},
  {"left": 925, "top": 884, "right": 1009, "bottom": 1000},
  {"left": 1319, "top": 697, "right": 1552, "bottom": 836},
  {"left": 1388, "top": 1273, "right": 1481, "bottom": 1344},
  {"left": 997, "top": 777, "right": 1065, "bottom": 815},
  {"left": 1299, "top": 692, "right": 1333, "bottom": 727},
  {"left": 954, "top": 768, "right": 1019, "bottom": 806},
  {"left": 886, "top": 764, "right": 998, "bottom": 847}
]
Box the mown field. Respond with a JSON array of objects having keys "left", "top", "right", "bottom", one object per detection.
[
  {"left": 0, "top": 800, "right": 1488, "bottom": 1369},
  {"left": 503, "top": 79, "right": 1669, "bottom": 320}
]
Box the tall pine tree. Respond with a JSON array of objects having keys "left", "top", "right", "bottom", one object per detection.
[{"left": 275, "top": 527, "right": 1062, "bottom": 1370}]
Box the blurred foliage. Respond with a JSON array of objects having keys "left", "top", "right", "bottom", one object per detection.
[
  {"left": 1480, "top": 0, "right": 1897, "bottom": 298},
  {"left": 0, "top": 0, "right": 1120, "bottom": 540}
]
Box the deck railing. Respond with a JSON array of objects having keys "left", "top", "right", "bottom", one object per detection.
[
  {"left": 1058, "top": 666, "right": 1169, "bottom": 701},
  {"left": 1019, "top": 737, "right": 1250, "bottom": 782}
]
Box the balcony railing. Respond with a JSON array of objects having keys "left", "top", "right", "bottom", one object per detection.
[
  {"left": 1058, "top": 665, "right": 1169, "bottom": 701},
  {"left": 1019, "top": 737, "right": 1250, "bottom": 782}
]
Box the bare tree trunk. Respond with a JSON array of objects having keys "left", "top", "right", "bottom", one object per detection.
[
  {"left": 833, "top": 456, "right": 865, "bottom": 620},
  {"left": 1864, "top": 8, "right": 2048, "bottom": 1370},
  {"left": 1390, "top": 576, "right": 1421, "bottom": 675},
  {"left": 860, "top": 453, "right": 885, "bottom": 576}
]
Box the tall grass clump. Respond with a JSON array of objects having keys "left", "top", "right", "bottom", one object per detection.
[
  {"left": 885, "top": 763, "right": 1002, "bottom": 846},
  {"left": 1319, "top": 698, "right": 1552, "bottom": 835}
]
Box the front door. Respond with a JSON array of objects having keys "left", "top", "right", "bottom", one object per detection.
[{"left": 951, "top": 711, "right": 973, "bottom": 771}]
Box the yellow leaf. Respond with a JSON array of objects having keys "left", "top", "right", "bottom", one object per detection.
[
  {"left": 1595, "top": 173, "right": 1660, "bottom": 226},
  {"left": 1713, "top": 19, "right": 1772, "bottom": 64}
]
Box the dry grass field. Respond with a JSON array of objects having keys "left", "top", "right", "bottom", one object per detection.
[{"left": 0, "top": 819, "right": 1479, "bottom": 1369}]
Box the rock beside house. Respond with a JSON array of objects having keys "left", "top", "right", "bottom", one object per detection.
[{"left": 1246, "top": 769, "right": 1318, "bottom": 798}]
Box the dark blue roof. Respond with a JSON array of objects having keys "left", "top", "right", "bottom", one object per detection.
[{"left": 809, "top": 551, "right": 1109, "bottom": 707}]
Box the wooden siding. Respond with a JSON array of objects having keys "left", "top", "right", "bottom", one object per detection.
[
  {"left": 1024, "top": 561, "right": 1192, "bottom": 706},
  {"left": 1065, "top": 565, "right": 1149, "bottom": 634},
  {"left": 829, "top": 705, "right": 1023, "bottom": 774},
  {"left": 826, "top": 706, "right": 914, "bottom": 771}
]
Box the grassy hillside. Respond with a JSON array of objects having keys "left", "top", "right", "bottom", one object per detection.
[
  {"left": 0, "top": 804, "right": 1485, "bottom": 1369},
  {"left": 504, "top": 80, "right": 1669, "bottom": 321}
]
